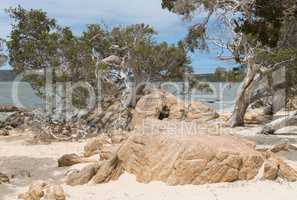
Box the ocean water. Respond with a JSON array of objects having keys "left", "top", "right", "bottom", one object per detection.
[
  {"left": 0, "top": 82, "right": 43, "bottom": 108},
  {"left": 0, "top": 82, "right": 42, "bottom": 121},
  {"left": 0, "top": 81, "right": 241, "bottom": 121}
]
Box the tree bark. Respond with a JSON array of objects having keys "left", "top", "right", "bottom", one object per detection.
[{"left": 229, "top": 55, "right": 259, "bottom": 127}]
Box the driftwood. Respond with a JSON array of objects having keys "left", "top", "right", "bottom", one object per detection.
[
  {"left": 0, "top": 105, "right": 26, "bottom": 112},
  {"left": 260, "top": 111, "right": 297, "bottom": 134}
]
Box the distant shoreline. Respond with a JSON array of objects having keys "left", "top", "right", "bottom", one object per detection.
[{"left": 0, "top": 70, "right": 16, "bottom": 81}]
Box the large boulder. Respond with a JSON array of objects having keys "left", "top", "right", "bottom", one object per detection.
[
  {"left": 93, "top": 134, "right": 297, "bottom": 185},
  {"left": 133, "top": 90, "right": 218, "bottom": 128}
]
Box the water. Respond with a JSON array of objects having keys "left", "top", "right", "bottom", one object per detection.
[
  {"left": 160, "top": 82, "right": 240, "bottom": 112},
  {"left": 0, "top": 81, "right": 241, "bottom": 121},
  {"left": 0, "top": 82, "right": 43, "bottom": 108},
  {"left": 0, "top": 82, "right": 42, "bottom": 121}
]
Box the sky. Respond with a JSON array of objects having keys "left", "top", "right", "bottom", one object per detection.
[{"left": 0, "top": 0, "right": 236, "bottom": 74}]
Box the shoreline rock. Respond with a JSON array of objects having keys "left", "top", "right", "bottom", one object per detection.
[{"left": 90, "top": 134, "right": 297, "bottom": 185}]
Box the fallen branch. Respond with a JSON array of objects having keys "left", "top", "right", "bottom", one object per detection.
[{"left": 259, "top": 111, "right": 297, "bottom": 134}]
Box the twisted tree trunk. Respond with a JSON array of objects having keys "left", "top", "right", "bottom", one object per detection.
[{"left": 229, "top": 55, "right": 260, "bottom": 127}]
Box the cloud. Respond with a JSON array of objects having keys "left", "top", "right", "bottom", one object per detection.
[
  {"left": 0, "top": 0, "right": 236, "bottom": 72},
  {"left": 0, "top": 0, "right": 187, "bottom": 38}
]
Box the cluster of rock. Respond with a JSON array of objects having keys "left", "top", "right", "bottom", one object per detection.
[
  {"left": 0, "top": 109, "right": 102, "bottom": 141},
  {"left": 0, "top": 105, "right": 25, "bottom": 112},
  {"left": 0, "top": 89, "right": 219, "bottom": 141},
  {"left": 59, "top": 133, "right": 297, "bottom": 186},
  {"left": 45, "top": 90, "right": 297, "bottom": 186},
  {"left": 18, "top": 181, "right": 66, "bottom": 200},
  {"left": 2, "top": 89, "right": 297, "bottom": 188},
  {"left": 133, "top": 89, "right": 218, "bottom": 125},
  {"left": 0, "top": 111, "right": 34, "bottom": 136}
]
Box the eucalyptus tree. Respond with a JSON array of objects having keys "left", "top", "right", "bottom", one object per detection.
[
  {"left": 0, "top": 40, "right": 8, "bottom": 67},
  {"left": 6, "top": 6, "right": 191, "bottom": 113},
  {"left": 162, "top": 0, "right": 297, "bottom": 126},
  {"left": 110, "top": 24, "right": 191, "bottom": 81}
]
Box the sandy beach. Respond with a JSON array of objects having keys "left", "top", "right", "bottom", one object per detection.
[{"left": 1, "top": 131, "right": 297, "bottom": 200}]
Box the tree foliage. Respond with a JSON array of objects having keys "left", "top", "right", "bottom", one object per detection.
[
  {"left": 212, "top": 67, "right": 245, "bottom": 82},
  {"left": 0, "top": 40, "right": 8, "bottom": 67},
  {"left": 6, "top": 6, "right": 192, "bottom": 101}
]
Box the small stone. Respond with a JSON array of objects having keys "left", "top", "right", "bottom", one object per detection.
[
  {"left": 0, "top": 129, "right": 9, "bottom": 136},
  {"left": 0, "top": 172, "right": 9, "bottom": 184},
  {"left": 65, "top": 164, "right": 99, "bottom": 186},
  {"left": 18, "top": 181, "right": 66, "bottom": 200},
  {"left": 58, "top": 154, "right": 82, "bottom": 167}
]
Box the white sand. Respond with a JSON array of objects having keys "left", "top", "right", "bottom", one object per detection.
[{"left": 1, "top": 133, "right": 297, "bottom": 200}]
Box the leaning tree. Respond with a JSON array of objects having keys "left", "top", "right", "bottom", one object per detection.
[{"left": 161, "top": 0, "right": 297, "bottom": 127}]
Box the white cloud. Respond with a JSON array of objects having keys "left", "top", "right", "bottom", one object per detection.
[
  {"left": 0, "top": 0, "right": 235, "bottom": 72},
  {"left": 0, "top": 0, "right": 189, "bottom": 40}
]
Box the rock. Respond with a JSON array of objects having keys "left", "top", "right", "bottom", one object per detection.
[
  {"left": 1, "top": 111, "right": 33, "bottom": 129},
  {"left": 266, "top": 152, "right": 297, "bottom": 182},
  {"left": 18, "top": 180, "right": 47, "bottom": 200},
  {"left": 0, "top": 105, "right": 25, "bottom": 112},
  {"left": 0, "top": 129, "right": 9, "bottom": 136},
  {"left": 58, "top": 153, "right": 98, "bottom": 167},
  {"left": 244, "top": 108, "right": 271, "bottom": 124},
  {"left": 263, "top": 160, "right": 279, "bottom": 180},
  {"left": 110, "top": 133, "right": 128, "bottom": 144},
  {"left": 18, "top": 181, "right": 66, "bottom": 200},
  {"left": 85, "top": 100, "right": 132, "bottom": 135},
  {"left": 66, "top": 164, "right": 99, "bottom": 186},
  {"left": 58, "top": 154, "right": 83, "bottom": 167},
  {"left": 134, "top": 89, "right": 218, "bottom": 125},
  {"left": 43, "top": 184, "right": 66, "bottom": 200},
  {"left": 219, "top": 108, "right": 270, "bottom": 125},
  {"left": 0, "top": 172, "right": 9, "bottom": 184},
  {"left": 93, "top": 134, "right": 297, "bottom": 185},
  {"left": 99, "top": 144, "right": 120, "bottom": 160},
  {"left": 275, "top": 126, "right": 297, "bottom": 135},
  {"left": 84, "top": 135, "right": 111, "bottom": 157},
  {"left": 270, "top": 143, "right": 297, "bottom": 153},
  {"left": 92, "top": 155, "right": 124, "bottom": 184}
]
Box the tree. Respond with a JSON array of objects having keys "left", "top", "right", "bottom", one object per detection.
[
  {"left": 107, "top": 24, "right": 191, "bottom": 106},
  {"left": 213, "top": 67, "right": 227, "bottom": 82},
  {"left": 239, "top": 0, "right": 297, "bottom": 110},
  {"left": 6, "top": 6, "right": 191, "bottom": 118},
  {"left": 162, "top": 0, "right": 297, "bottom": 126},
  {"left": 0, "top": 39, "right": 8, "bottom": 67}
]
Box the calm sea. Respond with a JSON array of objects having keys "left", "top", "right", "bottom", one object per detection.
[{"left": 0, "top": 81, "right": 240, "bottom": 121}]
